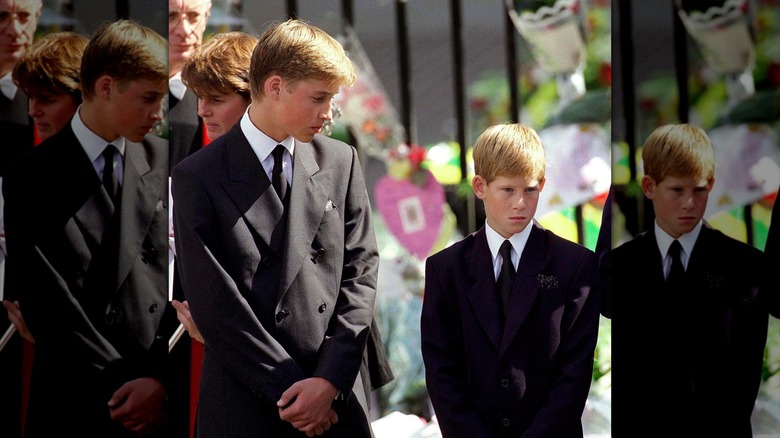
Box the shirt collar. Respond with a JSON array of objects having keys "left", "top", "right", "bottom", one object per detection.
[
  {"left": 654, "top": 220, "right": 702, "bottom": 260},
  {"left": 485, "top": 221, "right": 533, "bottom": 264},
  {"left": 239, "top": 106, "right": 295, "bottom": 163},
  {"left": 0, "top": 71, "right": 17, "bottom": 100},
  {"left": 169, "top": 72, "right": 187, "bottom": 101},
  {"left": 71, "top": 105, "right": 126, "bottom": 163}
]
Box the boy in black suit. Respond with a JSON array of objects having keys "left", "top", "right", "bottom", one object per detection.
[
  {"left": 604, "top": 123, "right": 769, "bottom": 437},
  {"left": 172, "top": 18, "right": 379, "bottom": 437},
  {"left": 3, "top": 19, "right": 174, "bottom": 437},
  {"left": 421, "top": 123, "right": 600, "bottom": 437}
]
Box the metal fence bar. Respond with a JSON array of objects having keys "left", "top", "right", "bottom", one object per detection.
[
  {"left": 395, "top": 0, "right": 415, "bottom": 145},
  {"left": 504, "top": 1, "right": 520, "bottom": 123}
]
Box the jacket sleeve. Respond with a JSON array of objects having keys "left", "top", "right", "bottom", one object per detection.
[
  {"left": 523, "top": 250, "right": 600, "bottom": 438},
  {"left": 421, "top": 255, "right": 494, "bottom": 436},
  {"left": 312, "top": 146, "right": 379, "bottom": 396}
]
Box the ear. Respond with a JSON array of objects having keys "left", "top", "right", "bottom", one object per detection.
[
  {"left": 95, "top": 75, "right": 114, "bottom": 100},
  {"left": 538, "top": 177, "right": 546, "bottom": 193},
  {"left": 707, "top": 178, "right": 715, "bottom": 192},
  {"left": 265, "top": 75, "right": 283, "bottom": 100},
  {"left": 641, "top": 175, "right": 656, "bottom": 199},
  {"left": 472, "top": 175, "right": 488, "bottom": 200}
]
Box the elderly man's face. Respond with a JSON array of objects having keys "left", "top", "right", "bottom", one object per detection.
[
  {"left": 168, "top": 0, "right": 211, "bottom": 76},
  {"left": 0, "top": 0, "right": 41, "bottom": 73}
]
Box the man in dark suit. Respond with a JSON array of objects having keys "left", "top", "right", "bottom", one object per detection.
[
  {"left": 0, "top": 0, "right": 40, "bottom": 175},
  {"left": 167, "top": 0, "right": 210, "bottom": 173},
  {"left": 0, "top": 3, "right": 41, "bottom": 436},
  {"left": 421, "top": 124, "right": 600, "bottom": 437},
  {"left": 2, "top": 20, "right": 175, "bottom": 437},
  {"left": 172, "top": 19, "right": 378, "bottom": 437},
  {"left": 603, "top": 124, "right": 769, "bottom": 437}
]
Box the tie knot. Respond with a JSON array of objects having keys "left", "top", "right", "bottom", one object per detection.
[
  {"left": 499, "top": 240, "right": 513, "bottom": 261},
  {"left": 273, "top": 144, "right": 286, "bottom": 161},
  {"left": 669, "top": 240, "right": 682, "bottom": 260},
  {"left": 272, "top": 145, "right": 289, "bottom": 208},
  {"left": 103, "top": 144, "right": 117, "bottom": 159},
  {"left": 101, "top": 144, "right": 119, "bottom": 203}
]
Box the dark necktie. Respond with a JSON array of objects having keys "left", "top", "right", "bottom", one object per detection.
[
  {"left": 496, "top": 240, "right": 515, "bottom": 318},
  {"left": 272, "top": 145, "right": 289, "bottom": 208},
  {"left": 102, "top": 144, "right": 118, "bottom": 202},
  {"left": 667, "top": 239, "right": 685, "bottom": 285}
]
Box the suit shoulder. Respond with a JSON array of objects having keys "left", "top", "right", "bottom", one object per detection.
[
  {"left": 702, "top": 226, "right": 764, "bottom": 260},
  {"left": 426, "top": 232, "right": 476, "bottom": 267},
  {"left": 311, "top": 134, "right": 356, "bottom": 158},
  {"left": 143, "top": 133, "right": 167, "bottom": 150},
  {"left": 173, "top": 135, "right": 226, "bottom": 174},
  {"left": 140, "top": 134, "right": 168, "bottom": 170},
  {"left": 3, "top": 130, "right": 75, "bottom": 185},
  {"left": 540, "top": 226, "right": 594, "bottom": 259},
  {"left": 611, "top": 231, "right": 651, "bottom": 256}
]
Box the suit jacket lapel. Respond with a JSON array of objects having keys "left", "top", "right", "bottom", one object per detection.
[
  {"left": 220, "top": 127, "right": 285, "bottom": 256},
  {"left": 46, "top": 130, "right": 104, "bottom": 284},
  {"left": 466, "top": 228, "right": 503, "bottom": 351},
  {"left": 643, "top": 228, "right": 666, "bottom": 286},
  {"left": 501, "top": 222, "right": 545, "bottom": 355},
  {"left": 114, "top": 140, "right": 165, "bottom": 291},
  {"left": 277, "top": 140, "right": 331, "bottom": 302},
  {"left": 64, "top": 133, "right": 111, "bottom": 253}
]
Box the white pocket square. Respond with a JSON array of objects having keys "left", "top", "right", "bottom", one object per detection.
[{"left": 325, "top": 200, "right": 336, "bottom": 212}]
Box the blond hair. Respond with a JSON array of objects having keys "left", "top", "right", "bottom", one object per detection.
[
  {"left": 182, "top": 31, "right": 257, "bottom": 100},
  {"left": 249, "top": 18, "right": 355, "bottom": 99},
  {"left": 80, "top": 19, "right": 167, "bottom": 101},
  {"left": 473, "top": 123, "right": 546, "bottom": 184},
  {"left": 641, "top": 123, "right": 715, "bottom": 183},
  {"left": 12, "top": 31, "right": 88, "bottom": 101}
]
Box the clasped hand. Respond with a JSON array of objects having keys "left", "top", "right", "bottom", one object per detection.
[
  {"left": 108, "top": 377, "right": 167, "bottom": 435},
  {"left": 277, "top": 377, "right": 340, "bottom": 437}
]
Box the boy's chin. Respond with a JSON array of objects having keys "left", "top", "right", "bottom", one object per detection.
[
  {"left": 126, "top": 134, "right": 147, "bottom": 143},
  {"left": 293, "top": 134, "right": 316, "bottom": 143}
]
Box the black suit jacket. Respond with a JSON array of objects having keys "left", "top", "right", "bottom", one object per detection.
[
  {"left": 172, "top": 124, "right": 378, "bottom": 437},
  {"left": 0, "top": 89, "right": 33, "bottom": 176},
  {"left": 421, "top": 222, "right": 600, "bottom": 437},
  {"left": 167, "top": 90, "right": 202, "bottom": 175},
  {"left": 2, "top": 122, "right": 174, "bottom": 437},
  {"left": 605, "top": 223, "right": 769, "bottom": 437}
]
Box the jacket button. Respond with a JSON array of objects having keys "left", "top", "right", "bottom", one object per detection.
[
  {"left": 502, "top": 418, "right": 510, "bottom": 427},
  {"left": 311, "top": 248, "right": 326, "bottom": 264},
  {"left": 500, "top": 379, "right": 509, "bottom": 388},
  {"left": 106, "top": 309, "right": 120, "bottom": 324},
  {"left": 318, "top": 303, "right": 326, "bottom": 313},
  {"left": 262, "top": 257, "right": 272, "bottom": 267},
  {"left": 275, "top": 310, "right": 289, "bottom": 323},
  {"left": 149, "top": 303, "right": 158, "bottom": 313}
]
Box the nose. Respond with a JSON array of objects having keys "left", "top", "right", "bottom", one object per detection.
[
  {"left": 170, "top": 15, "right": 194, "bottom": 38},
  {"left": 197, "top": 100, "right": 211, "bottom": 117},
  {"left": 6, "top": 17, "right": 24, "bottom": 36},
  {"left": 682, "top": 192, "right": 695, "bottom": 208},
  {"left": 321, "top": 104, "right": 332, "bottom": 121},
  {"left": 151, "top": 104, "right": 163, "bottom": 121},
  {"left": 511, "top": 195, "right": 524, "bottom": 210},
  {"left": 28, "top": 99, "right": 42, "bottom": 117}
]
